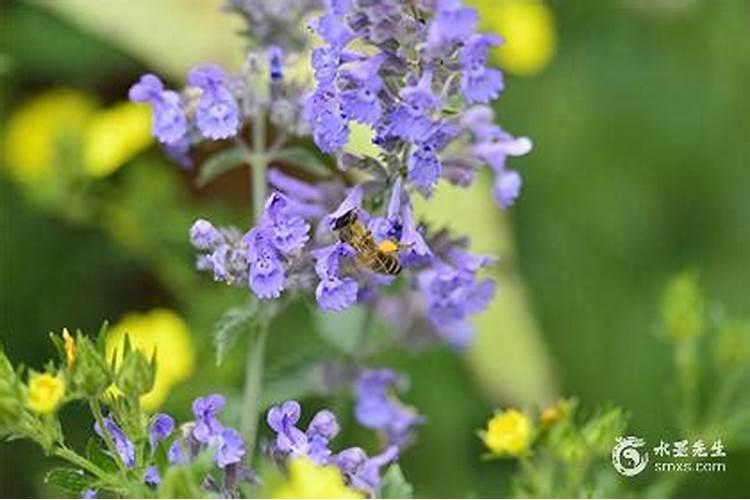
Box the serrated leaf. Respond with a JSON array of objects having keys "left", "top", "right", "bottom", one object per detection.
[
  {"left": 312, "top": 306, "right": 368, "bottom": 355},
  {"left": 45, "top": 467, "right": 91, "bottom": 495},
  {"left": 379, "top": 464, "right": 413, "bottom": 499},
  {"left": 213, "top": 300, "right": 258, "bottom": 365},
  {"left": 272, "top": 147, "right": 331, "bottom": 176},
  {"left": 197, "top": 147, "right": 248, "bottom": 187}
]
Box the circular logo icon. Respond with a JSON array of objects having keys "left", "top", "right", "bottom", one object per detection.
[{"left": 612, "top": 436, "right": 649, "bottom": 476}]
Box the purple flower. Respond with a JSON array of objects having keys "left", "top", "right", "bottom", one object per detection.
[
  {"left": 168, "top": 440, "right": 187, "bottom": 465},
  {"left": 149, "top": 413, "right": 175, "bottom": 451},
  {"left": 268, "top": 45, "right": 284, "bottom": 81},
  {"left": 192, "top": 394, "right": 226, "bottom": 444},
  {"left": 267, "top": 169, "right": 330, "bottom": 219},
  {"left": 144, "top": 465, "right": 161, "bottom": 486},
  {"left": 313, "top": 243, "right": 359, "bottom": 312},
  {"left": 94, "top": 416, "right": 136, "bottom": 468},
  {"left": 417, "top": 253, "right": 496, "bottom": 347},
  {"left": 304, "top": 85, "right": 350, "bottom": 154},
  {"left": 388, "top": 71, "right": 439, "bottom": 142},
  {"left": 407, "top": 142, "right": 441, "bottom": 194},
  {"left": 339, "top": 53, "right": 385, "bottom": 125},
  {"left": 262, "top": 193, "right": 311, "bottom": 254},
  {"left": 493, "top": 169, "right": 522, "bottom": 208},
  {"left": 216, "top": 428, "right": 246, "bottom": 468},
  {"left": 266, "top": 401, "right": 334, "bottom": 461},
  {"left": 188, "top": 65, "right": 240, "bottom": 140},
  {"left": 82, "top": 489, "right": 97, "bottom": 499},
  {"left": 427, "top": 0, "right": 478, "bottom": 53},
  {"left": 190, "top": 219, "right": 221, "bottom": 250},
  {"left": 354, "top": 369, "right": 423, "bottom": 447},
  {"left": 312, "top": 13, "right": 354, "bottom": 48},
  {"left": 129, "top": 74, "right": 187, "bottom": 145},
  {"left": 473, "top": 134, "right": 532, "bottom": 172},
  {"left": 333, "top": 445, "right": 399, "bottom": 496},
  {"left": 460, "top": 34, "right": 504, "bottom": 104}
]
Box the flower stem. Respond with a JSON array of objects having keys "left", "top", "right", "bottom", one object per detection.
[
  {"left": 53, "top": 446, "right": 109, "bottom": 480},
  {"left": 240, "top": 318, "right": 269, "bottom": 464},
  {"left": 240, "top": 110, "right": 269, "bottom": 464}
]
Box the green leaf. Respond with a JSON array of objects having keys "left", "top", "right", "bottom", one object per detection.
[
  {"left": 272, "top": 147, "right": 332, "bottom": 176},
  {"left": 213, "top": 300, "right": 258, "bottom": 365},
  {"left": 379, "top": 464, "right": 413, "bottom": 499},
  {"left": 197, "top": 147, "right": 248, "bottom": 187},
  {"left": 85, "top": 438, "right": 116, "bottom": 472},
  {"left": 312, "top": 306, "right": 368, "bottom": 355},
  {"left": 157, "top": 449, "right": 214, "bottom": 498},
  {"left": 45, "top": 467, "right": 91, "bottom": 496}
]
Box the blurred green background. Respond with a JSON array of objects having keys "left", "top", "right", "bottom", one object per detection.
[{"left": 1, "top": 0, "right": 749, "bottom": 497}]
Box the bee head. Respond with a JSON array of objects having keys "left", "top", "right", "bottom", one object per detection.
[{"left": 331, "top": 209, "right": 357, "bottom": 230}]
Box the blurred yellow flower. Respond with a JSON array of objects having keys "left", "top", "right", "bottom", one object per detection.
[
  {"left": 481, "top": 408, "right": 533, "bottom": 457},
  {"left": 273, "top": 457, "right": 363, "bottom": 499},
  {"left": 3, "top": 90, "right": 153, "bottom": 185},
  {"left": 84, "top": 102, "right": 152, "bottom": 177},
  {"left": 471, "top": 0, "right": 557, "bottom": 76},
  {"left": 26, "top": 372, "right": 65, "bottom": 414},
  {"left": 3, "top": 90, "right": 96, "bottom": 182},
  {"left": 62, "top": 328, "right": 76, "bottom": 369},
  {"left": 106, "top": 309, "right": 195, "bottom": 410}
]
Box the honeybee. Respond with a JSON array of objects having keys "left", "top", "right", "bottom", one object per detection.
[{"left": 332, "top": 209, "right": 402, "bottom": 275}]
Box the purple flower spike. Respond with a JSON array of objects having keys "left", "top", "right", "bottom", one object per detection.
[
  {"left": 268, "top": 45, "right": 284, "bottom": 81},
  {"left": 192, "top": 394, "right": 226, "bottom": 444},
  {"left": 334, "top": 445, "right": 399, "bottom": 496},
  {"left": 407, "top": 142, "right": 441, "bottom": 195},
  {"left": 188, "top": 65, "right": 240, "bottom": 140},
  {"left": 129, "top": 74, "right": 187, "bottom": 145},
  {"left": 94, "top": 416, "right": 136, "bottom": 468},
  {"left": 461, "top": 34, "right": 504, "bottom": 104},
  {"left": 149, "top": 413, "right": 175, "bottom": 450},
  {"left": 82, "top": 489, "right": 97, "bottom": 499}
]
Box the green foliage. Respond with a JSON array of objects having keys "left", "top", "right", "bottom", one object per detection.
[
  {"left": 661, "top": 272, "right": 705, "bottom": 341},
  {"left": 272, "top": 146, "right": 332, "bottom": 177},
  {"left": 196, "top": 147, "right": 249, "bottom": 187},
  {"left": 380, "top": 464, "right": 414, "bottom": 499},
  {"left": 213, "top": 300, "right": 258, "bottom": 365},
  {"left": 115, "top": 335, "right": 156, "bottom": 398},
  {"left": 45, "top": 468, "right": 91, "bottom": 497},
  {"left": 72, "top": 332, "right": 112, "bottom": 398},
  {"left": 156, "top": 450, "right": 215, "bottom": 499}
]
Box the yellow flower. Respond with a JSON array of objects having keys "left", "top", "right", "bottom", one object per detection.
[
  {"left": 273, "top": 457, "right": 363, "bottom": 499},
  {"left": 106, "top": 309, "right": 195, "bottom": 410},
  {"left": 481, "top": 408, "right": 533, "bottom": 457},
  {"left": 83, "top": 102, "right": 152, "bottom": 177},
  {"left": 62, "top": 328, "right": 76, "bottom": 368},
  {"left": 471, "top": 0, "right": 557, "bottom": 76},
  {"left": 3, "top": 90, "right": 96, "bottom": 182},
  {"left": 26, "top": 372, "right": 65, "bottom": 414}
]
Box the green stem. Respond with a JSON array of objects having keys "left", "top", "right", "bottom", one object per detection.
[
  {"left": 53, "top": 446, "right": 109, "bottom": 480},
  {"left": 240, "top": 319, "right": 269, "bottom": 465},
  {"left": 240, "top": 109, "right": 269, "bottom": 464},
  {"left": 89, "top": 399, "right": 127, "bottom": 473}
]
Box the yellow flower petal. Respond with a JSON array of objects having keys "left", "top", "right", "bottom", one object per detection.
[
  {"left": 273, "top": 457, "right": 363, "bottom": 499},
  {"left": 83, "top": 102, "right": 153, "bottom": 177},
  {"left": 26, "top": 372, "right": 65, "bottom": 414},
  {"left": 471, "top": 0, "right": 557, "bottom": 76},
  {"left": 482, "top": 408, "right": 533, "bottom": 457},
  {"left": 3, "top": 90, "right": 96, "bottom": 182}
]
